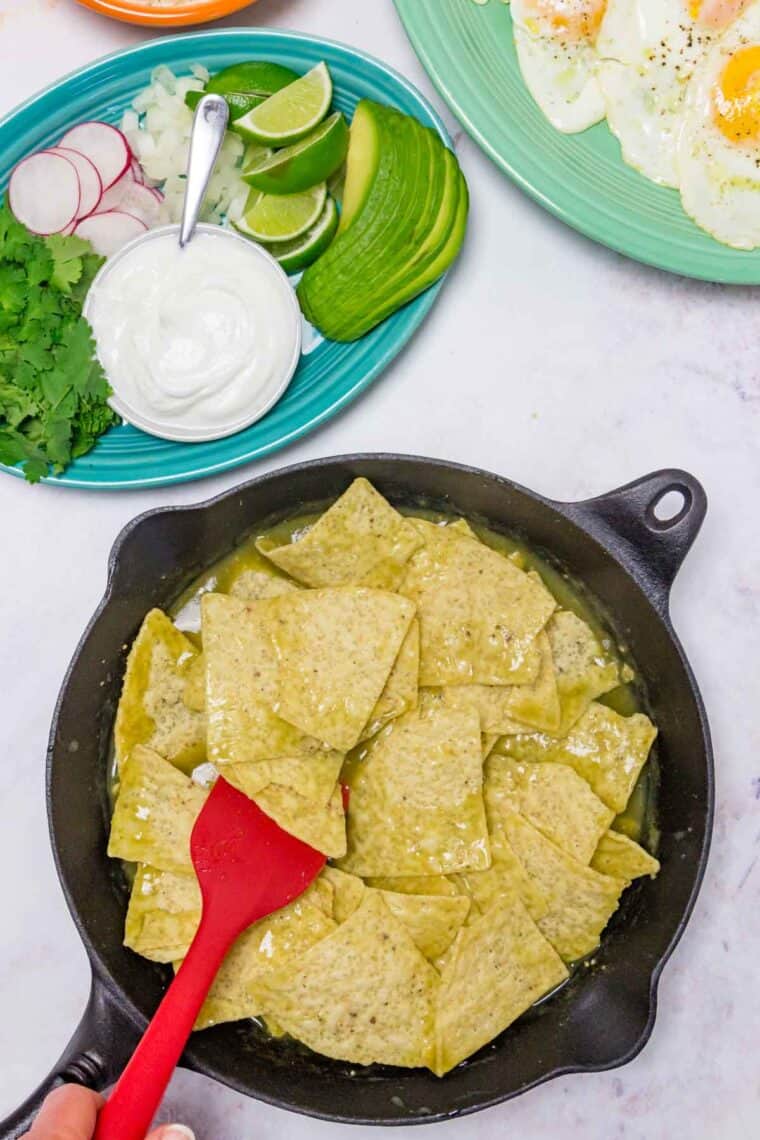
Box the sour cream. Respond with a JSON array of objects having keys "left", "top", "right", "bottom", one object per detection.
[{"left": 85, "top": 225, "right": 301, "bottom": 442}]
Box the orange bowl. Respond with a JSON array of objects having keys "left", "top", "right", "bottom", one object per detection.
[{"left": 76, "top": 0, "right": 258, "bottom": 27}]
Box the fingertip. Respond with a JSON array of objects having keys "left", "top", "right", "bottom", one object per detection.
[{"left": 151, "top": 1126, "right": 196, "bottom": 1140}]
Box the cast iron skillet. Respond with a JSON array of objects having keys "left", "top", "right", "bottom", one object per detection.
[{"left": 1, "top": 455, "right": 713, "bottom": 1136}]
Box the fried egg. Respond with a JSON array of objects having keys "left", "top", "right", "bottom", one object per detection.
[
  {"left": 596, "top": 0, "right": 748, "bottom": 187},
  {"left": 678, "top": 1, "right": 760, "bottom": 247},
  {"left": 511, "top": 0, "right": 608, "bottom": 132}
]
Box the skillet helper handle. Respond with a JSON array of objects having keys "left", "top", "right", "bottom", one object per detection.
[
  {"left": 572, "top": 468, "right": 707, "bottom": 615},
  {"left": 93, "top": 912, "right": 233, "bottom": 1140}
]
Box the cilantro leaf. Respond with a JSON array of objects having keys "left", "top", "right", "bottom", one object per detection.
[{"left": 0, "top": 198, "right": 116, "bottom": 483}]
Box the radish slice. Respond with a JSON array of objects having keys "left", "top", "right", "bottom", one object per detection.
[
  {"left": 74, "top": 210, "right": 147, "bottom": 257},
  {"left": 116, "top": 181, "right": 162, "bottom": 226},
  {"left": 130, "top": 157, "right": 145, "bottom": 185},
  {"left": 9, "top": 152, "right": 81, "bottom": 235},
  {"left": 95, "top": 167, "right": 136, "bottom": 214},
  {"left": 59, "top": 121, "right": 130, "bottom": 190},
  {"left": 47, "top": 147, "right": 102, "bottom": 219}
]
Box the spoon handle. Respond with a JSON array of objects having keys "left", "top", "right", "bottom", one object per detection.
[{"left": 179, "top": 93, "right": 230, "bottom": 248}]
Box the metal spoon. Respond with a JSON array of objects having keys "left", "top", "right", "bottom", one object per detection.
[{"left": 179, "top": 93, "right": 230, "bottom": 248}]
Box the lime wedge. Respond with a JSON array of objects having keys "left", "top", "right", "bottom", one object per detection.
[
  {"left": 243, "top": 112, "right": 349, "bottom": 195},
  {"left": 207, "top": 61, "right": 300, "bottom": 97},
  {"left": 265, "top": 196, "right": 339, "bottom": 273},
  {"left": 234, "top": 183, "right": 327, "bottom": 243},
  {"left": 233, "top": 62, "right": 333, "bottom": 147}
]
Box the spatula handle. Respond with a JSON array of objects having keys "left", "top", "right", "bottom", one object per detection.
[{"left": 93, "top": 914, "right": 233, "bottom": 1140}]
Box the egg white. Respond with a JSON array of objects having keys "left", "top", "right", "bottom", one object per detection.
[
  {"left": 511, "top": 0, "right": 607, "bottom": 132},
  {"left": 678, "top": 1, "right": 760, "bottom": 248}
]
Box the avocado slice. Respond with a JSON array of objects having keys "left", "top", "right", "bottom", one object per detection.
[{"left": 298, "top": 100, "right": 468, "bottom": 341}]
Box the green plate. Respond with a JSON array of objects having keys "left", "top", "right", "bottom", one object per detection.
[
  {"left": 395, "top": 0, "right": 760, "bottom": 283},
  {"left": 0, "top": 30, "right": 452, "bottom": 489}
]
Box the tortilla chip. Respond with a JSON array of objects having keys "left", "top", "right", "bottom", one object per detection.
[
  {"left": 124, "top": 864, "right": 201, "bottom": 962},
  {"left": 203, "top": 593, "right": 324, "bottom": 765},
  {"left": 253, "top": 782, "right": 347, "bottom": 858},
  {"left": 182, "top": 653, "right": 206, "bottom": 714},
  {"left": 266, "top": 587, "right": 415, "bottom": 752},
  {"left": 340, "top": 705, "right": 490, "bottom": 877},
  {"left": 497, "top": 703, "right": 657, "bottom": 814},
  {"left": 379, "top": 891, "right": 470, "bottom": 961},
  {"left": 547, "top": 611, "right": 619, "bottom": 735},
  {"left": 225, "top": 750, "right": 343, "bottom": 807},
  {"left": 108, "top": 746, "right": 206, "bottom": 874},
  {"left": 591, "top": 830, "right": 660, "bottom": 881},
  {"left": 320, "top": 866, "right": 366, "bottom": 923},
  {"left": 254, "top": 891, "right": 438, "bottom": 1068},
  {"left": 502, "top": 812, "right": 626, "bottom": 962},
  {"left": 485, "top": 756, "right": 614, "bottom": 865},
  {"left": 436, "top": 632, "right": 560, "bottom": 734},
  {"left": 482, "top": 733, "right": 499, "bottom": 758},
  {"left": 359, "top": 619, "right": 419, "bottom": 742},
  {"left": 399, "top": 520, "right": 555, "bottom": 686},
  {"left": 229, "top": 569, "right": 302, "bottom": 601},
  {"left": 192, "top": 895, "right": 337, "bottom": 1030},
  {"left": 449, "top": 827, "right": 549, "bottom": 923},
  {"left": 258, "top": 478, "right": 423, "bottom": 590},
  {"left": 114, "top": 609, "right": 205, "bottom": 771},
  {"left": 435, "top": 893, "right": 568, "bottom": 1075},
  {"left": 364, "top": 875, "right": 460, "bottom": 898}
]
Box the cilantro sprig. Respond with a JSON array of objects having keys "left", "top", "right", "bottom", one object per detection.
[{"left": 0, "top": 200, "right": 118, "bottom": 483}]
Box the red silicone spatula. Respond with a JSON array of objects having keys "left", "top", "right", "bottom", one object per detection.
[{"left": 94, "top": 777, "right": 327, "bottom": 1140}]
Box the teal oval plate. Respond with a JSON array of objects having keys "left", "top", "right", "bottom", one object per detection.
[
  {"left": 0, "top": 30, "right": 451, "bottom": 489},
  {"left": 395, "top": 0, "right": 760, "bottom": 284}
]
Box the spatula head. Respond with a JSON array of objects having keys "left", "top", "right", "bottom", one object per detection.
[{"left": 190, "top": 777, "right": 326, "bottom": 934}]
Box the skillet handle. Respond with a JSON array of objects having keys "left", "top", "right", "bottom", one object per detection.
[
  {"left": 0, "top": 976, "right": 140, "bottom": 1140},
  {"left": 567, "top": 469, "right": 707, "bottom": 616}
]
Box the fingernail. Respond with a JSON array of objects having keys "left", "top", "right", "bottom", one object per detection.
[{"left": 162, "top": 1128, "right": 196, "bottom": 1140}]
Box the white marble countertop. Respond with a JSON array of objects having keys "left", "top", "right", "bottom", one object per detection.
[{"left": 0, "top": 1, "right": 758, "bottom": 1137}]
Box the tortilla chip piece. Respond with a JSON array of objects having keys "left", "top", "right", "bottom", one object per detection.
[
  {"left": 547, "top": 611, "right": 619, "bottom": 735},
  {"left": 485, "top": 756, "right": 614, "bottom": 865},
  {"left": 181, "top": 653, "right": 206, "bottom": 714},
  {"left": 266, "top": 587, "right": 415, "bottom": 752},
  {"left": 364, "top": 875, "right": 460, "bottom": 898},
  {"left": 340, "top": 705, "right": 490, "bottom": 877},
  {"left": 400, "top": 520, "right": 555, "bottom": 686},
  {"left": 591, "top": 830, "right": 660, "bottom": 881},
  {"left": 320, "top": 866, "right": 367, "bottom": 923},
  {"left": 503, "top": 812, "right": 626, "bottom": 962},
  {"left": 225, "top": 750, "right": 343, "bottom": 808},
  {"left": 436, "top": 632, "right": 560, "bottom": 735},
  {"left": 482, "top": 733, "right": 499, "bottom": 759},
  {"left": 114, "top": 609, "right": 205, "bottom": 772},
  {"left": 229, "top": 569, "right": 302, "bottom": 601},
  {"left": 379, "top": 891, "right": 471, "bottom": 961},
  {"left": 435, "top": 893, "right": 568, "bottom": 1075},
  {"left": 254, "top": 891, "right": 438, "bottom": 1068},
  {"left": 254, "top": 782, "right": 347, "bottom": 858},
  {"left": 258, "top": 478, "right": 423, "bottom": 590},
  {"left": 125, "top": 864, "right": 201, "bottom": 963},
  {"left": 360, "top": 619, "right": 419, "bottom": 742},
  {"left": 449, "top": 828, "right": 549, "bottom": 923},
  {"left": 203, "top": 593, "right": 324, "bottom": 765},
  {"left": 192, "top": 895, "right": 337, "bottom": 1030},
  {"left": 108, "top": 746, "right": 206, "bottom": 874},
  {"left": 498, "top": 702, "right": 657, "bottom": 814}
]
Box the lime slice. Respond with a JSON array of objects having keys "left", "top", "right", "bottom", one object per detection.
[
  {"left": 185, "top": 89, "right": 264, "bottom": 120},
  {"left": 234, "top": 183, "right": 327, "bottom": 242},
  {"left": 243, "top": 112, "right": 349, "bottom": 195},
  {"left": 207, "top": 62, "right": 300, "bottom": 97},
  {"left": 233, "top": 63, "right": 333, "bottom": 147},
  {"left": 265, "top": 196, "right": 339, "bottom": 273}
]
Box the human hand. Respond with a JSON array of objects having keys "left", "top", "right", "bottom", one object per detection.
[{"left": 23, "top": 1085, "right": 195, "bottom": 1140}]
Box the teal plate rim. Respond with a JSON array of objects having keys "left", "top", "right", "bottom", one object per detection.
[
  {"left": 394, "top": 0, "right": 760, "bottom": 285},
  {"left": 0, "top": 29, "right": 452, "bottom": 490}
]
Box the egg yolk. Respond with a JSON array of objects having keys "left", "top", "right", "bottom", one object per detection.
[
  {"left": 531, "top": 0, "right": 606, "bottom": 42},
  {"left": 713, "top": 45, "right": 760, "bottom": 144},
  {"left": 692, "top": 0, "right": 748, "bottom": 29}
]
